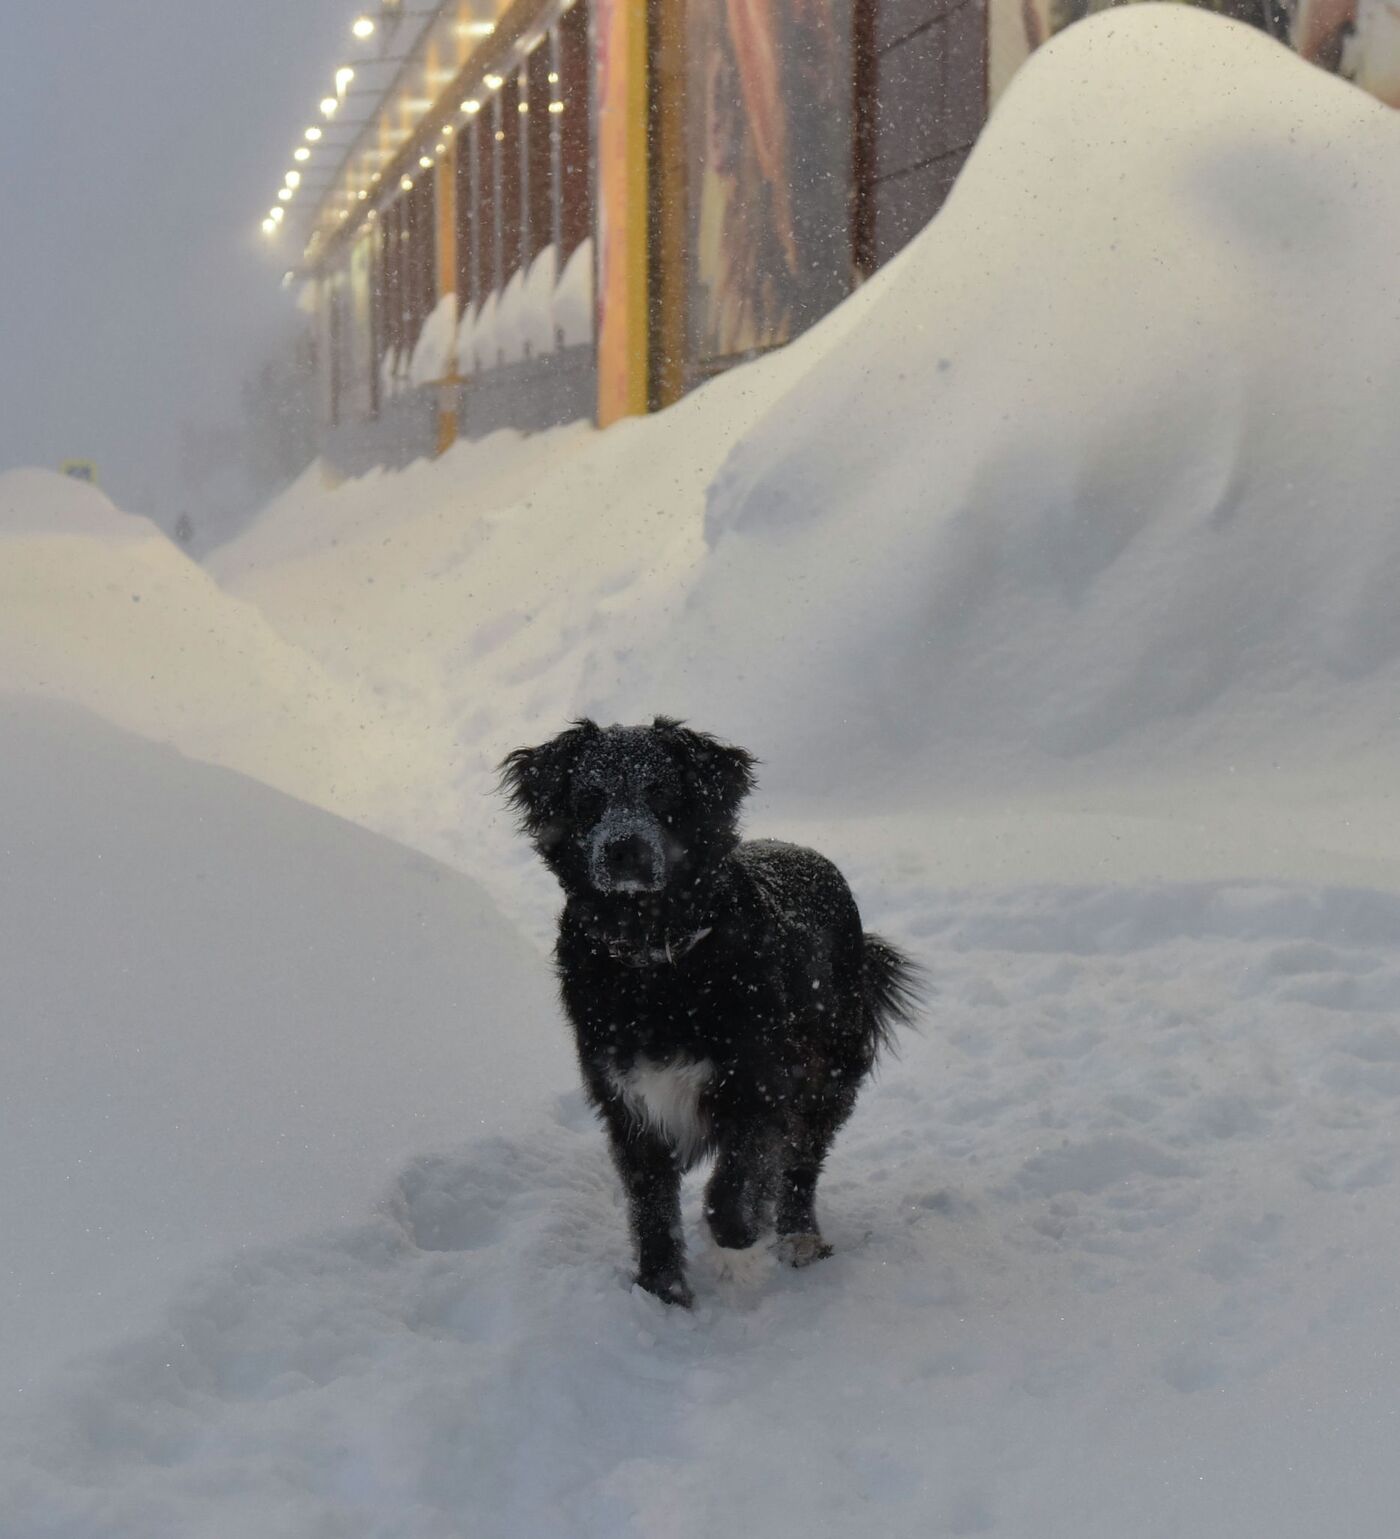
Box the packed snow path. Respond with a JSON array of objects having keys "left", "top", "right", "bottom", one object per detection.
[{"left": 8, "top": 876, "right": 1400, "bottom": 1538}]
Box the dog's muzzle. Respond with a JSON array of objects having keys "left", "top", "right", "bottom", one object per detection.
[
  {"left": 604, "top": 834, "right": 658, "bottom": 889},
  {"left": 590, "top": 820, "right": 666, "bottom": 894}
]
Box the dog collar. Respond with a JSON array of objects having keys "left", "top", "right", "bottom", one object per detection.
[{"left": 606, "top": 925, "right": 713, "bottom": 969}]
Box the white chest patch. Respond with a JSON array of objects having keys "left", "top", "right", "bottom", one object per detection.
[{"left": 609, "top": 1057, "right": 714, "bottom": 1166}]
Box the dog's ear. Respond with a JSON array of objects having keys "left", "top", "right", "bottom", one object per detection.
[
  {"left": 498, "top": 720, "right": 599, "bottom": 842},
  {"left": 653, "top": 716, "right": 757, "bottom": 820}
]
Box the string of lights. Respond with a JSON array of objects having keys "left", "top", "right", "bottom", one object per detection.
[
  {"left": 260, "top": 1, "right": 574, "bottom": 266},
  {"left": 259, "top": 3, "right": 445, "bottom": 240}
]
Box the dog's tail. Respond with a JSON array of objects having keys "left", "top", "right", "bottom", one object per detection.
[{"left": 861, "top": 933, "right": 925, "bottom": 1055}]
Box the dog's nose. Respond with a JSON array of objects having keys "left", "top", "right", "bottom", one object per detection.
[{"left": 604, "top": 835, "right": 657, "bottom": 888}]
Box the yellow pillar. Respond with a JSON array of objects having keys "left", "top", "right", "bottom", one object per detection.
[
  {"left": 650, "top": 0, "right": 688, "bottom": 411},
  {"left": 595, "top": 0, "right": 650, "bottom": 427},
  {"left": 434, "top": 136, "right": 460, "bottom": 454}
]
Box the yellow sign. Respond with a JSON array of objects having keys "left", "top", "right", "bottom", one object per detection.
[{"left": 60, "top": 460, "right": 99, "bottom": 486}]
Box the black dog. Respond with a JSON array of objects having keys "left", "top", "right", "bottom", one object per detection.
[{"left": 500, "top": 717, "right": 919, "bottom": 1307}]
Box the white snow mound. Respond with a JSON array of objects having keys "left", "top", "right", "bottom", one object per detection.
[
  {"left": 0, "top": 467, "right": 152, "bottom": 540},
  {"left": 633, "top": 7, "right": 1400, "bottom": 794},
  {"left": 0, "top": 698, "right": 560, "bottom": 1404},
  {"left": 0, "top": 472, "right": 444, "bottom": 833}
]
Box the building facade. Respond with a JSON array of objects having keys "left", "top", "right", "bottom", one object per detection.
[{"left": 295, "top": 0, "right": 1398, "bottom": 471}]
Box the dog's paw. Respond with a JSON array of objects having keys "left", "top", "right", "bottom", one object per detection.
[
  {"left": 633, "top": 1270, "right": 694, "bottom": 1309},
  {"left": 710, "top": 1241, "right": 777, "bottom": 1288},
  {"left": 775, "top": 1232, "right": 833, "bottom": 1269}
]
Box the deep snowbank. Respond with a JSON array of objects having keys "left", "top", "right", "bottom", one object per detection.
[
  {"left": 0, "top": 468, "right": 437, "bottom": 832},
  {"left": 653, "top": 7, "right": 1400, "bottom": 796},
  {"left": 0, "top": 698, "right": 561, "bottom": 1402},
  {"left": 0, "top": 468, "right": 152, "bottom": 540}
]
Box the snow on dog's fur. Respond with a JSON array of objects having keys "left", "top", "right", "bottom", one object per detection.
[{"left": 500, "top": 717, "right": 921, "bottom": 1307}]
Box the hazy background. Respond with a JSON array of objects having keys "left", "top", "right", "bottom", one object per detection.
[{"left": 0, "top": 0, "right": 359, "bottom": 540}]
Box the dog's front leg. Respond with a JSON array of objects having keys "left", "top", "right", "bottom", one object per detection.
[
  {"left": 704, "top": 1126, "right": 775, "bottom": 1252},
  {"left": 602, "top": 1112, "right": 692, "bottom": 1307}
]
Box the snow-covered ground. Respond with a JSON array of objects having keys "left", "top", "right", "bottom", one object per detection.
[
  {"left": 7, "top": 8, "right": 1400, "bottom": 1535},
  {"left": 8, "top": 844, "right": 1400, "bottom": 1537}
]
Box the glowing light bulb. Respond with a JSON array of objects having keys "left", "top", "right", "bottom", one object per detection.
[
  {"left": 419, "top": 155, "right": 433, "bottom": 168},
  {"left": 401, "top": 175, "right": 414, "bottom": 191},
  {"left": 548, "top": 100, "right": 564, "bottom": 114},
  {"left": 336, "top": 67, "right": 355, "bottom": 96},
  {"left": 269, "top": 206, "right": 285, "bottom": 222},
  {"left": 278, "top": 187, "right": 294, "bottom": 201},
  {"left": 321, "top": 97, "right": 339, "bottom": 117},
  {"left": 462, "top": 99, "right": 481, "bottom": 114},
  {"left": 285, "top": 170, "right": 301, "bottom": 188},
  {"left": 305, "top": 126, "right": 323, "bottom": 142},
  {"left": 484, "top": 73, "right": 503, "bottom": 90},
  {"left": 352, "top": 15, "right": 375, "bottom": 39},
  {"left": 294, "top": 146, "right": 311, "bottom": 162},
  {"left": 262, "top": 218, "right": 277, "bottom": 235}
]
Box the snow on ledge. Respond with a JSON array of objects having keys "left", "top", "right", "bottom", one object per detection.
[
  {"left": 409, "top": 291, "right": 460, "bottom": 387},
  {"left": 554, "top": 236, "right": 594, "bottom": 349},
  {"left": 496, "top": 265, "right": 529, "bottom": 366}
]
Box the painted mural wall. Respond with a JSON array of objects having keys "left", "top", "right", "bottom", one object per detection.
[{"left": 687, "top": 0, "right": 855, "bottom": 369}]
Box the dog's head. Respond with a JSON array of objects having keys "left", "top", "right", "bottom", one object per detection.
[{"left": 499, "top": 717, "right": 756, "bottom": 902}]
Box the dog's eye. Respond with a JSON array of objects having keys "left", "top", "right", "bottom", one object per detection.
[
  {"left": 573, "top": 788, "right": 606, "bottom": 823},
  {"left": 645, "top": 782, "right": 679, "bottom": 815}
]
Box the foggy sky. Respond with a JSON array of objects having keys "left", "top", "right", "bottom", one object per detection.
[{"left": 0, "top": 0, "right": 361, "bottom": 526}]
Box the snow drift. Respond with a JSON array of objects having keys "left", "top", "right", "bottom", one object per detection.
[
  {"left": 0, "top": 697, "right": 560, "bottom": 1403},
  {"left": 0, "top": 467, "right": 442, "bottom": 836},
  {"left": 633, "top": 5, "right": 1400, "bottom": 795}
]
